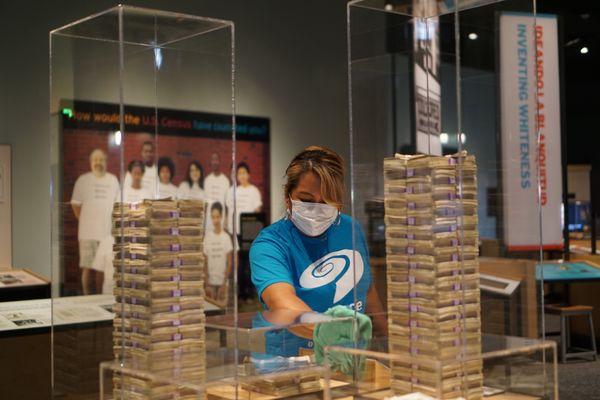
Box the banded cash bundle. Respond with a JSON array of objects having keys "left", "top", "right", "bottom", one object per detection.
[
  {"left": 240, "top": 371, "right": 322, "bottom": 397},
  {"left": 112, "top": 199, "right": 207, "bottom": 399},
  {"left": 383, "top": 152, "right": 483, "bottom": 400}
]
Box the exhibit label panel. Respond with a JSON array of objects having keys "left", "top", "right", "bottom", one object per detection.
[{"left": 500, "top": 13, "right": 562, "bottom": 250}]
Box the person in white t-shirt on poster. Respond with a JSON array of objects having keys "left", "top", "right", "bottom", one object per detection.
[
  {"left": 203, "top": 202, "right": 233, "bottom": 304},
  {"left": 177, "top": 161, "right": 205, "bottom": 200},
  {"left": 157, "top": 156, "right": 178, "bottom": 199},
  {"left": 124, "top": 140, "right": 157, "bottom": 198},
  {"left": 71, "top": 149, "right": 119, "bottom": 295},
  {"left": 91, "top": 235, "right": 115, "bottom": 295},
  {"left": 203, "top": 153, "right": 230, "bottom": 229},
  {"left": 225, "top": 162, "right": 262, "bottom": 235},
  {"left": 123, "top": 160, "right": 152, "bottom": 203}
]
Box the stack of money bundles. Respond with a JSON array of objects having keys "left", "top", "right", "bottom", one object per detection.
[
  {"left": 112, "top": 199, "right": 206, "bottom": 399},
  {"left": 383, "top": 152, "right": 482, "bottom": 400}
]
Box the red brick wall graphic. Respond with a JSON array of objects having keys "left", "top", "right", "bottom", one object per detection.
[{"left": 60, "top": 128, "right": 270, "bottom": 294}]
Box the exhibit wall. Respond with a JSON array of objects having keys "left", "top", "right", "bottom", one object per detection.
[{"left": 0, "top": 0, "right": 351, "bottom": 279}]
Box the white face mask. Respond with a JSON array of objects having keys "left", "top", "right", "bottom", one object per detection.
[{"left": 289, "top": 199, "right": 339, "bottom": 237}]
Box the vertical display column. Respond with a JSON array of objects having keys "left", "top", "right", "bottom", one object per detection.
[
  {"left": 112, "top": 199, "right": 206, "bottom": 398},
  {"left": 384, "top": 152, "right": 482, "bottom": 399}
]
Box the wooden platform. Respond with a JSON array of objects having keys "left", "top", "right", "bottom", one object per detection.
[{"left": 206, "top": 379, "right": 348, "bottom": 400}]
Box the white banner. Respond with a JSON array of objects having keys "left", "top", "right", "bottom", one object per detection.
[{"left": 500, "top": 13, "right": 563, "bottom": 250}]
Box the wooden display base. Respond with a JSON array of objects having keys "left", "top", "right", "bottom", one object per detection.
[
  {"left": 206, "top": 379, "right": 348, "bottom": 400},
  {"left": 337, "top": 389, "right": 540, "bottom": 400}
]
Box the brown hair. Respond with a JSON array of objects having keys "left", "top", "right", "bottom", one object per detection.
[{"left": 284, "top": 146, "right": 345, "bottom": 209}]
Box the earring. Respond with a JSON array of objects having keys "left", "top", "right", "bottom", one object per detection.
[{"left": 334, "top": 211, "right": 341, "bottom": 226}]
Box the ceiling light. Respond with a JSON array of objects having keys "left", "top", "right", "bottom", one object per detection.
[
  {"left": 384, "top": 2, "right": 393, "bottom": 11},
  {"left": 440, "top": 133, "right": 449, "bottom": 144},
  {"left": 468, "top": 32, "right": 478, "bottom": 40},
  {"left": 113, "top": 130, "right": 122, "bottom": 146},
  {"left": 580, "top": 46, "right": 589, "bottom": 54}
]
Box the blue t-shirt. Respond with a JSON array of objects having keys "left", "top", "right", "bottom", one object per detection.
[{"left": 250, "top": 214, "right": 371, "bottom": 313}]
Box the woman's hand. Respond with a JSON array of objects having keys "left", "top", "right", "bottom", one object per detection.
[{"left": 262, "top": 283, "right": 314, "bottom": 338}]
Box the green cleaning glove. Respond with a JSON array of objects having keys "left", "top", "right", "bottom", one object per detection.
[{"left": 313, "top": 305, "right": 372, "bottom": 376}]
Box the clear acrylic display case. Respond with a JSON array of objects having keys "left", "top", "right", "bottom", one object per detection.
[
  {"left": 45, "top": 1, "right": 582, "bottom": 399},
  {"left": 323, "top": 335, "right": 557, "bottom": 399},
  {"left": 50, "top": 5, "right": 236, "bottom": 398},
  {"left": 347, "top": 0, "right": 562, "bottom": 399}
]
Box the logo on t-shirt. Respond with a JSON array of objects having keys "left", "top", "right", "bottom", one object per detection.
[{"left": 298, "top": 249, "right": 364, "bottom": 303}]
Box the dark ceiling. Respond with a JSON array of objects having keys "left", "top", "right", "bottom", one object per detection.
[{"left": 539, "top": 0, "right": 600, "bottom": 166}]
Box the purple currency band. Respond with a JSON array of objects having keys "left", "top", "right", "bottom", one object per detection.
[
  {"left": 131, "top": 282, "right": 137, "bottom": 289},
  {"left": 170, "top": 244, "right": 181, "bottom": 251},
  {"left": 409, "top": 305, "right": 418, "bottom": 312},
  {"left": 131, "top": 298, "right": 137, "bottom": 305},
  {"left": 409, "top": 292, "right": 419, "bottom": 298},
  {"left": 412, "top": 364, "right": 419, "bottom": 370},
  {"left": 132, "top": 326, "right": 138, "bottom": 333},
  {"left": 407, "top": 217, "right": 416, "bottom": 226},
  {"left": 451, "top": 253, "right": 459, "bottom": 261},
  {"left": 407, "top": 168, "right": 415, "bottom": 177},
  {"left": 453, "top": 284, "right": 461, "bottom": 291},
  {"left": 131, "top": 237, "right": 137, "bottom": 243},
  {"left": 409, "top": 320, "right": 418, "bottom": 327},
  {"left": 171, "top": 275, "right": 181, "bottom": 282},
  {"left": 173, "top": 348, "right": 182, "bottom": 356},
  {"left": 171, "top": 305, "right": 181, "bottom": 312},
  {"left": 448, "top": 157, "right": 457, "bottom": 165},
  {"left": 173, "top": 320, "right": 181, "bottom": 327},
  {"left": 452, "top": 270, "right": 459, "bottom": 276},
  {"left": 132, "top": 342, "right": 139, "bottom": 348},
  {"left": 171, "top": 260, "right": 181, "bottom": 267},
  {"left": 132, "top": 312, "right": 139, "bottom": 318},
  {"left": 410, "top": 334, "right": 418, "bottom": 340},
  {"left": 454, "top": 339, "right": 461, "bottom": 346},
  {"left": 407, "top": 233, "right": 415, "bottom": 240},
  {"left": 407, "top": 187, "right": 414, "bottom": 194},
  {"left": 130, "top": 254, "right": 137, "bottom": 260},
  {"left": 449, "top": 177, "right": 456, "bottom": 184},
  {"left": 408, "top": 276, "right": 415, "bottom": 284},
  {"left": 411, "top": 348, "right": 418, "bottom": 355},
  {"left": 129, "top": 203, "right": 139, "bottom": 210},
  {"left": 411, "top": 377, "right": 418, "bottom": 384},
  {"left": 453, "top": 299, "right": 460, "bottom": 306},
  {"left": 454, "top": 326, "right": 461, "bottom": 333},
  {"left": 129, "top": 221, "right": 136, "bottom": 227},
  {"left": 172, "top": 333, "right": 182, "bottom": 341},
  {"left": 170, "top": 211, "right": 179, "bottom": 218},
  {"left": 447, "top": 193, "right": 456, "bottom": 200},
  {"left": 409, "top": 262, "right": 418, "bottom": 269},
  {"left": 131, "top": 267, "right": 137, "bottom": 274},
  {"left": 170, "top": 228, "right": 179, "bottom": 235},
  {"left": 451, "top": 238, "right": 459, "bottom": 246},
  {"left": 172, "top": 289, "right": 182, "bottom": 297},
  {"left": 408, "top": 202, "right": 416, "bottom": 210},
  {"left": 406, "top": 246, "right": 415, "bottom": 255}
]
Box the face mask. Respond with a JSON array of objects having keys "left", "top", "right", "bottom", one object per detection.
[{"left": 289, "top": 199, "right": 339, "bottom": 237}]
